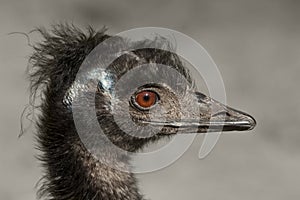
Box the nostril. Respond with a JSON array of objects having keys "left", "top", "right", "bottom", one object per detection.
[{"left": 211, "top": 111, "right": 231, "bottom": 118}]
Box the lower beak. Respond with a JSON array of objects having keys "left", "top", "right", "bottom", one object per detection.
[{"left": 148, "top": 92, "right": 256, "bottom": 133}]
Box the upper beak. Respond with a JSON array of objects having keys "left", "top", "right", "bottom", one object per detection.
[{"left": 148, "top": 92, "right": 256, "bottom": 133}]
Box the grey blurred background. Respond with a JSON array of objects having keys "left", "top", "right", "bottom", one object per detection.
[{"left": 1, "top": 0, "right": 300, "bottom": 199}]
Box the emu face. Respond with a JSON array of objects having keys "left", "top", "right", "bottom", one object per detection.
[
  {"left": 110, "top": 71, "right": 256, "bottom": 136},
  {"left": 89, "top": 48, "right": 256, "bottom": 150}
]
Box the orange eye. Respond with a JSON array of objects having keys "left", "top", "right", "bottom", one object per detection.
[{"left": 135, "top": 91, "right": 158, "bottom": 109}]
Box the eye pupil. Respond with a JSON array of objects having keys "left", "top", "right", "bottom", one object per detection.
[
  {"left": 135, "top": 91, "right": 157, "bottom": 109},
  {"left": 143, "top": 94, "right": 150, "bottom": 102}
]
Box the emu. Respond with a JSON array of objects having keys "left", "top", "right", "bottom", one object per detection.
[{"left": 27, "top": 24, "right": 256, "bottom": 200}]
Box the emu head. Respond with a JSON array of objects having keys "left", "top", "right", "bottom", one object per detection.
[{"left": 62, "top": 38, "right": 256, "bottom": 152}]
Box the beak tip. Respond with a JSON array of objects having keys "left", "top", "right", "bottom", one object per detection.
[{"left": 244, "top": 114, "right": 257, "bottom": 131}]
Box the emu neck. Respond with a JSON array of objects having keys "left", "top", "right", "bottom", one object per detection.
[{"left": 38, "top": 97, "right": 143, "bottom": 200}]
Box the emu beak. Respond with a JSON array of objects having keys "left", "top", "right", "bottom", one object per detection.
[
  {"left": 191, "top": 92, "right": 256, "bottom": 132},
  {"left": 148, "top": 92, "right": 256, "bottom": 133}
]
